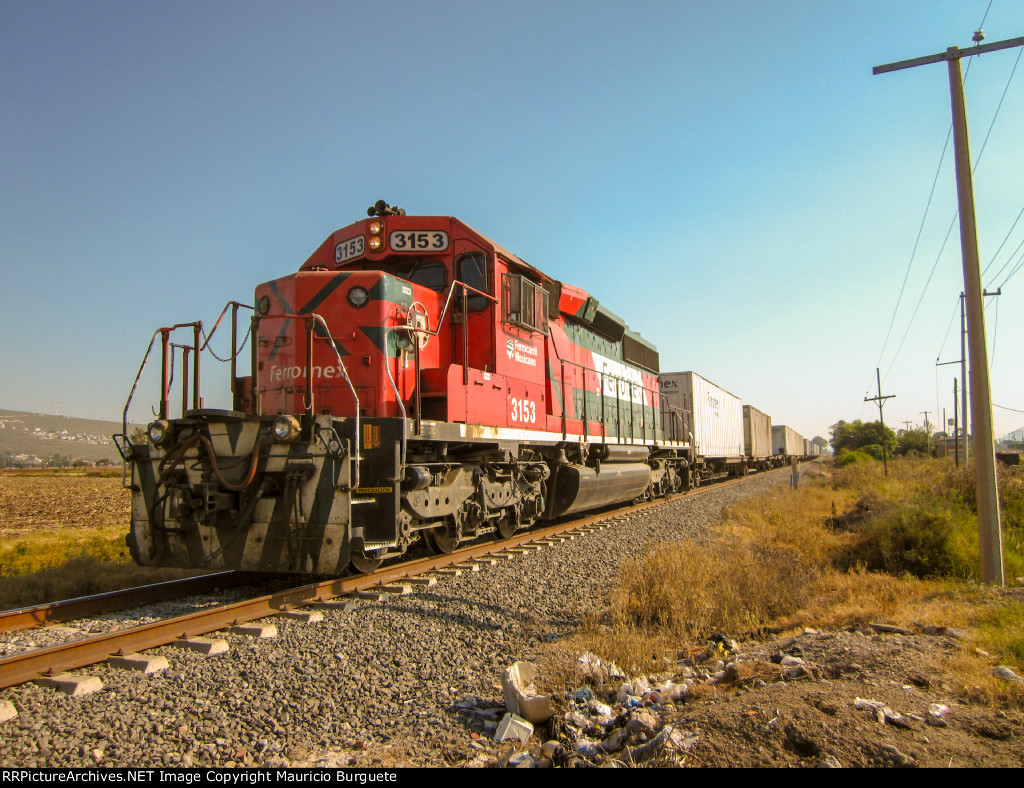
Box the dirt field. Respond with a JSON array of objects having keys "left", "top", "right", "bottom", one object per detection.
[{"left": 0, "top": 471, "right": 129, "bottom": 539}]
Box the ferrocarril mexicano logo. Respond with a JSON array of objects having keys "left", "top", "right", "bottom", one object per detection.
[{"left": 506, "top": 338, "right": 538, "bottom": 366}]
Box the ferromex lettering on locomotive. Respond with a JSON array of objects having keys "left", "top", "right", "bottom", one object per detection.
[{"left": 114, "top": 200, "right": 799, "bottom": 576}]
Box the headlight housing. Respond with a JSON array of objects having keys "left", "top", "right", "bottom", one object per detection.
[
  {"left": 347, "top": 286, "right": 370, "bottom": 308},
  {"left": 272, "top": 415, "right": 301, "bottom": 442},
  {"left": 148, "top": 420, "right": 171, "bottom": 446}
]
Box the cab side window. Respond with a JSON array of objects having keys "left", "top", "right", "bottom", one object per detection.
[{"left": 456, "top": 252, "right": 489, "bottom": 312}]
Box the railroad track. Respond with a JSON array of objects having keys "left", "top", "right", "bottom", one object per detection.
[
  {"left": 0, "top": 471, "right": 772, "bottom": 692},
  {"left": 0, "top": 572, "right": 261, "bottom": 635}
]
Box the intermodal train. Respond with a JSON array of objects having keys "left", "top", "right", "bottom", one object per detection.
[{"left": 116, "top": 201, "right": 813, "bottom": 575}]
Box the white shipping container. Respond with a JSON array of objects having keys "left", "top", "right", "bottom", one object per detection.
[
  {"left": 771, "top": 425, "right": 803, "bottom": 456},
  {"left": 659, "top": 371, "right": 744, "bottom": 459},
  {"left": 743, "top": 405, "right": 773, "bottom": 459}
]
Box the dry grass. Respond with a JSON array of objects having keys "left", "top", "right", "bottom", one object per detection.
[
  {"left": 575, "top": 457, "right": 1024, "bottom": 706},
  {"left": 0, "top": 557, "right": 198, "bottom": 611},
  {"left": 0, "top": 469, "right": 197, "bottom": 610}
]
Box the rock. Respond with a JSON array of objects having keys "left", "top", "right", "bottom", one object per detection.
[
  {"left": 0, "top": 701, "right": 17, "bottom": 724},
  {"left": 992, "top": 665, "right": 1024, "bottom": 685},
  {"left": 881, "top": 709, "right": 912, "bottom": 729},
  {"left": 869, "top": 622, "right": 912, "bottom": 635},
  {"left": 601, "top": 727, "right": 629, "bottom": 753},
  {"left": 625, "top": 710, "right": 657, "bottom": 738},
  {"left": 502, "top": 662, "right": 553, "bottom": 724},
  {"left": 818, "top": 754, "right": 843, "bottom": 768},
  {"left": 780, "top": 655, "right": 805, "bottom": 666},
  {"left": 495, "top": 713, "right": 533, "bottom": 745},
  {"left": 926, "top": 703, "right": 950, "bottom": 727},
  {"left": 541, "top": 740, "right": 560, "bottom": 759},
  {"left": 879, "top": 744, "right": 917, "bottom": 768},
  {"left": 854, "top": 697, "right": 884, "bottom": 712}
]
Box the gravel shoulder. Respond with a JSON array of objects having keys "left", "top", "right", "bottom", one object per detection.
[{"left": 1, "top": 469, "right": 1020, "bottom": 768}]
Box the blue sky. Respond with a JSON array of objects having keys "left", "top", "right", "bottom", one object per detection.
[{"left": 2, "top": 0, "right": 1023, "bottom": 443}]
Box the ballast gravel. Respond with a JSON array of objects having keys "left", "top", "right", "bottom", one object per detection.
[{"left": 0, "top": 472, "right": 786, "bottom": 768}]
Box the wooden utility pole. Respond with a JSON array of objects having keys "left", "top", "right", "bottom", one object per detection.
[
  {"left": 954, "top": 379, "right": 960, "bottom": 468},
  {"left": 865, "top": 368, "right": 895, "bottom": 477},
  {"left": 874, "top": 34, "right": 1021, "bottom": 585},
  {"left": 960, "top": 293, "right": 968, "bottom": 461}
]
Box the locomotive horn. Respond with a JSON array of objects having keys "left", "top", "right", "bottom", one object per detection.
[{"left": 367, "top": 200, "right": 407, "bottom": 217}]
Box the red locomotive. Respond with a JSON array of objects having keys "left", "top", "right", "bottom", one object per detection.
[{"left": 118, "top": 201, "right": 691, "bottom": 574}]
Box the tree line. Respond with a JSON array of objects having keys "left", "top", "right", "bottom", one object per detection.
[{"left": 830, "top": 419, "right": 931, "bottom": 460}]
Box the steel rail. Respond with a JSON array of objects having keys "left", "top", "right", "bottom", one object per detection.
[
  {"left": 0, "top": 572, "right": 263, "bottom": 635},
  {"left": 0, "top": 469, "right": 787, "bottom": 690}
]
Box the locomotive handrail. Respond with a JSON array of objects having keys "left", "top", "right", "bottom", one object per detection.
[
  {"left": 250, "top": 312, "right": 360, "bottom": 490},
  {"left": 391, "top": 280, "right": 497, "bottom": 443},
  {"left": 199, "top": 301, "right": 253, "bottom": 402},
  {"left": 547, "top": 354, "right": 660, "bottom": 445}
]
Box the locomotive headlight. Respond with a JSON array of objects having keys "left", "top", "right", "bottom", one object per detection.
[
  {"left": 347, "top": 286, "right": 370, "bottom": 308},
  {"left": 272, "top": 415, "right": 302, "bottom": 442},
  {"left": 148, "top": 420, "right": 170, "bottom": 446},
  {"left": 367, "top": 221, "right": 383, "bottom": 235},
  {"left": 368, "top": 236, "right": 383, "bottom": 251}
]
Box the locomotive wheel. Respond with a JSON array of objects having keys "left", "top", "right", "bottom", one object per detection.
[
  {"left": 349, "top": 551, "right": 383, "bottom": 575},
  {"left": 424, "top": 524, "right": 457, "bottom": 555},
  {"left": 496, "top": 514, "right": 516, "bottom": 540}
]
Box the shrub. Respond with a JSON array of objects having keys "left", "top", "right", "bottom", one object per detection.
[
  {"left": 834, "top": 450, "right": 875, "bottom": 468},
  {"left": 858, "top": 443, "right": 887, "bottom": 461},
  {"left": 855, "top": 504, "right": 977, "bottom": 579}
]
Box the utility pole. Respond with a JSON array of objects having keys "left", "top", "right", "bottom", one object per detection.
[
  {"left": 903, "top": 420, "right": 913, "bottom": 432},
  {"left": 874, "top": 33, "right": 1021, "bottom": 585},
  {"left": 921, "top": 411, "right": 932, "bottom": 454},
  {"left": 937, "top": 356, "right": 961, "bottom": 462},
  {"left": 865, "top": 368, "right": 895, "bottom": 477},
  {"left": 954, "top": 379, "right": 960, "bottom": 468},
  {"left": 960, "top": 293, "right": 968, "bottom": 462}
]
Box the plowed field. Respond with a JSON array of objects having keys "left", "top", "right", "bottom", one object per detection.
[{"left": 0, "top": 472, "right": 129, "bottom": 539}]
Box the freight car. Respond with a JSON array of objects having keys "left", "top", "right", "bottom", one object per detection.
[
  {"left": 742, "top": 405, "right": 778, "bottom": 472},
  {"left": 116, "top": 202, "right": 700, "bottom": 575},
  {"left": 772, "top": 425, "right": 805, "bottom": 458},
  {"left": 658, "top": 371, "right": 748, "bottom": 481}
]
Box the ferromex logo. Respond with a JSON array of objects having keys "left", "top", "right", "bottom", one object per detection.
[
  {"left": 591, "top": 351, "right": 646, "bottom": 404},
  {"left": 268, "top": 364, "right": 346, "bottom": 383},
  {"left": 506, "top": 338, "right": 538, "bottom": 367}
]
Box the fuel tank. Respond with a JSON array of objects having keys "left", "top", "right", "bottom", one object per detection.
[{"left": 546, "top": 462, "right": 652, "bottom": 519}]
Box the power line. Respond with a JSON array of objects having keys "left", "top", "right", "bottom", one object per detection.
[
  {"left": 884, "top": 213, "right": 958, "bottom": 380},
  {"left": 991, "top": 235, "right": 1024, "bottom": 286},
  {"left": 935, "top": 295, "right": 961, "bottom": 359},
  {"left": 999, "top": 248, "right": 1024, "bottom": 287},
  {"left": 973, "top": 45, "right": 1022, "bottom": 170},
  {"left": 982, "top": 203, "right": 1024, "bottom": 282},
  {"left": 875, "top": 128, "right": 951, "bottom": 372},
  {"left": 884, "top": 36, "right": 1020, "bottom": 378},
  {"left": 873, "top": 7, "right": 1008, "bottom": 388}
]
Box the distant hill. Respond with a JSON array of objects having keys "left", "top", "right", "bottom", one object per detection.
[{"left": 0, "top": 409, "right": 140, "bottom": 465}]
